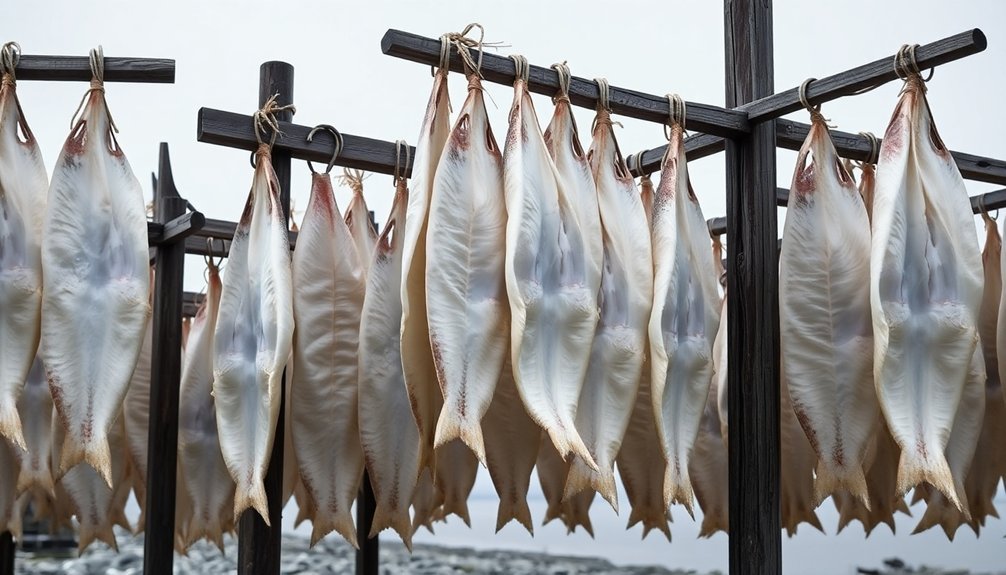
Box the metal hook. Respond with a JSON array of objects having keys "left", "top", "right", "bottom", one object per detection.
[
  {"left": 799, "top": 77, "right": 821, "bottom": 115},
  {"left": 306, "top": 124, "right": 343, "bottom": 175},
  {"left": 976, "top": 193, "right": 997, "bottom": 222},
  {"left": 858, "top": 131, "right": 879, "bottom": 165},
  {"left": 629, "top": 151, "right": 646, "bottom": 178}
]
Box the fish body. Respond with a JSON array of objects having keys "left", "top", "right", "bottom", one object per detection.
[
  {"left": 343, "top": 172, "right": 377, "bottom": 277},
  {"left": 15, "top": 355, "right": 53, "bottom": 495}
]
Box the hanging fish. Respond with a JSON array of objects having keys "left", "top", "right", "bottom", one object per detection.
[
  {"left": 482, "top": 357, "right": 539, "bottom": 534},
  {"left": 0, "top": 437, "right": 21, "bottom": 540},
  {"left": 53, "top": 409, "right": 129, "bottom": 553},
  {"left": 42, "top": 51, "right": 150, "bottom": 488},
  {"left": 434, "top": 438, "right": 479, "bottom": 526},
  {"left": 15, "top": 354, "right": 53, "bottom": 496},
  {"left": 536, "top": 436, "right": 595, "bottom": 536},
  {"left": 715, "top": 292, "right": 730, "bottom": 442},
  {"left": 859, "top": 161, "right": 876, "bottom": 224},
  {"left": 780, "top": 372, "right": 824, "bottom": 536},
  {"left": 123, "top": 281, "right": 153, "bottom": 507},
  {"left": 871, "top": 75, "right": 983, "bottom": 510},
  {"left": 410, "top": 467, "right": 441, "bottom": 536},
  {"left": 425, "top": 70, "right": 508, "bottom": 463},
  {"left": 780, "top": 115, "right": 876, "bottom": 509},
  {"left": 911, "top": 344, "right": 984, "bottom": 539},
  {"left": 342, "top": 169, "right": 377, "bottom": 277},
  {"left": 0, "top": 51, "right": 47, "bottom": 453},
  {"left": 178, "top": 257, "right": 234, "bottom": 550},
  {"left": 359, "top": 174, "right": 421, "bottom": 549},
  {"left": 290, "top": 169, "right": 364, "bottom": 547},
  {"left": 401, "top": 68, "right": 451, "bottom": 473},
  {"left": 649, "top": 109, "right": 720, "bottom": 516},
  {"left": 616, "top": 354, "right": 672, "bottom": 541},
  {"left": 213, "top": 142, "right": 295, "bottom": 526}
]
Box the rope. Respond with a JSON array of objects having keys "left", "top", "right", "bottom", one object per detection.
[
  {"left": 394, "top": 139, "right": 411, "bottom": 184},
  {"left": 591, "top": 77, "right": 622, "bottom": 133},
  {"left": 663, "top": 93, "right": 686, "bottom": 141},
  {"left": 253, "top": 93, "right": 297, "bottom": 147},
  {"left": 894, "top": 43, "right": 933, "bottom": 83},
  {"left": 551, "top": 61, "right": 571, "bottom": 103},
  {"left": 509, "top": 54, "right": 529, "bottom": 86},
  {"left": 798, "top": 77, "right": 831, "bottom": 126},
  {"left": 0, "top": 41, "right": 20, "bottom": 87},
  {"left": 858, "top": 131, "right": 879, "bottom": 166},
  {"left": 437, "top": 23, "right": 506, "bottom": 79},
  {"left": 66, "top": 45, "right": 121, "bottom": 155},
  {"left": 340, "top": 168, "right": 368, "bottom": 195}
]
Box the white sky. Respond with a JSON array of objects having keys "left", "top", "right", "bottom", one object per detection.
[{"left": 7, "top": 0, "right": 1006, "bottom": 573}]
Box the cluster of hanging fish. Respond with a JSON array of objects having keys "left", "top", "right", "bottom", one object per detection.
[{"left": 0, "top": 43, "right": 154, "bottom": 553}]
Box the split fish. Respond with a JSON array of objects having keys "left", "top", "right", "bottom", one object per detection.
[
  {"left": 400, "top": 69, "right": 451, "bottom": 472},
  {"left": 871, "top": 76, "right": 983, "bottom": 509},
  {"left": 0, "top": 69, "right": 47, "bottom": 452},
  {"left": 780, "top": 372, "right": 825, "bottom": 536},
  {"left": 482, "top": 357, "right": 539, "bottom": 534},
  {"left": 178, "top": 258, "right": 234, "bottom": 550},
  {"left": 290, "top": 171, "right": 364, "bottom": 547},
  {"left": 434, "top": 438, "right": 479, "bottom": 526},
  {"left": 42, "top": 76, "right": 150, "bottom": 487},
  {"left": 832, "top": 418, "right": 911, "bottom": 536},
  {"left": 780, "top": 116, "right": 876, "bottom": 508},
  {"left": 536, "top": 436, "right": 595, "bottom": 536},
  {"left": 123, "top": 293, "right": 152, "bottom": 504},
  {"left": 15, "top": 354, "right": 54, "bottom": 496},
  {"left": 0, "top": 437, "right": 21, "bottom": 539},
  {"left": 212, "top": 145, "right": 294, "bottom": 525},
  {"left": 410, "top": 467, "right": 441, "bottom": 536},
  {"left": 426, "top": 73, "right": 508, "bottom": 463},
  {"left": 359, "top": 176, "right": 420, "bottom": 549},
  {"left": 649, "top": 118, "right": 719, "bottom": 516},
  {"left": 342, "top": 169, "right": 377, "bottom": 277}
]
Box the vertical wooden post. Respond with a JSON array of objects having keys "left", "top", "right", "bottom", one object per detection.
[
  {"left": 724, "top": 1, "right": 781, "bottom": 574},
  {"left": 356, "top": 473, "right": 378, "bottom": 575},
  {"left": 238, "top": 61, "right": 294, "bottom": 575},
  {"left": 0, "top": 532, "right": 13, "bottom": 575},
  {"left": 143, "top": 142, "right": 187, "bottom": 575}
]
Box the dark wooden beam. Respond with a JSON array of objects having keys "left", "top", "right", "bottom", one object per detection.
[
  {"left": 147, "top": 211, "right": 206, "bottom": 246},
  {"left": 142, "top": 143, "right": 187, "bottom": 575},
  {"left": 356, "top": 473, "right": 378, "bottom": 575},
  {"left": 183, "top": 291, "right": 204, "bottom": 318},
  {"left": 198, "top": 108, "right": 415, "bottom": 178},
  {"left": 238, "top": 60, "right": 294, "bottom": 575},
  {"left": 0, "top": 532, "right": 13, "bottom": 575},
  {"left": 380, "top": 29, "right": 750, "bottom": 139},
  {"left": 14, "top": 55, "right": 175, "bottom": 83},
  {"left": 724, "top": 1, "right": 781, "bottom": 575}
]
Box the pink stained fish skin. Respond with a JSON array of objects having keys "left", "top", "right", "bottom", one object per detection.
[
  {"left": 649, "top": 121, "right": 720, "bottom": 516},
  {"left": 42, "top": 87, "right": 150, "bottom": 488},
  {"left": 871, "top": 77, "right": 983, "bottom": 511},
  {"left": 212, "top": 146, "right": 294, "bottom": 526},
  {"left": 0, "top": 74, "right": 47, "bottom": 453},
  {"left": 502, "top": 70, "right": 596, "bottom": 486},
  {"left": 780, "top": 117, "right": 876, "bottom": 509},
  {"left": 178, "top": 258, "right": 234, "bottom": 550},
  {"left": 425, "top": 74, "right": 508, "bottom": 464},
  {"left": 291, "top": 172, "right": 365, "bottom": 547},
  {"left": 400, "top": 70, "right": 451, "bottom": 473},
  {"left": 359, "top": 177, "right": 421, "bottom": 550}
]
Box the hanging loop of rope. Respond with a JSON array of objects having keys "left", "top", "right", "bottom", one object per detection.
[
  {"left": 0, "top": 41, "right": 20, "bottom": 87},
  {"left": 509, "top": 54, "right": 529, "bottom": 87},
  {"left": 894, "top": 43, "right": 934, "bottom": 85},
  {"left": 591, "top": 77, "right": 621, "bottom": 133},
  {"left": 253, "top": 93, "right": 297, "bottom": 148},
  {"left": 551, "top": 61, "right": 571, "bottom": 104},
  {"left": 306, "top": 123, "right": 343, "bottom": 175},
  {"left": 663, "top": 93, "right": 687, "bottom": 141},
  {"left": 630, "top": 150, "right": 651, "bottom": 180},
  {"left": 394, "top": 139, "right": 411, "bottom": 185},
  {"left": 858, "top": 131, "right": 879, "bottom": 166},
  {"left": 437, "top": 22, "right": 501, "bottom": 79},
  {"left": 799, "top": 77, "right": 830, "bottom": 126}
]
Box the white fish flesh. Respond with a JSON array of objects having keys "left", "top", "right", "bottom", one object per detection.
[
  {"left": 859, "top": 162, "right": 876, "bottom": 224},
  {"left": 359, "top": 178, "right": 420, "bottom": 549},
  {"left": 42, "top": 85, "right": 150, "bottom": 487},
  {"left": 426, "top": 74, "right": 508, "bottom": 463},
  {"left": 0, "top": 75, "right": 47, "bottom": 452},
  {"left": 832, "top": 418, "right": 911, "bottom": 536},
  {"left": 649, "top": 121, "right": 719, "bottom": 515},
  {"left": 871, "top": 77, "right": 982, "bottom": 509},
  {"left": 53, "top": 409, "right": 128, "bottom": 553},
  {"left": 482, "top": 357, "right": 539, "bottom": 534},
  {"left": 504, "top": 61, "right": 597, "bottom": 483},
  {"left": 342, "top": 170, "right": 377, "bottom": 277},
  {"left": 616, "top": 355, "right": 672, "bottom": 541},
  {"left": 212, "top": 146, "right": 294, "bottom": 525},
  {"left": 780, "top": 118, "right": 876, "bottom": 508},
  {"left": 178, "top": 259, "right": 234, "bottom": 550},
  {"left": 15, "top": 354, "right": 53, "bottom": 495},
  {"left": 401, "top": 70, "right": 451, "bottom": 472},
  {"left": 780, "top": 372, "right": 824, "bottom": 536},
  {"left": 290, "top": 171, "right": 364, "bottom": 547},
  {"left": 690, "top": 358, "right": 728, "bottom": 538},
  {"left": 715, "top": 294, "right": 729, "bottom": 441},
  {"left": 123, "top": 298, "right": 152, "bottom": 489},
  {"left": 0, "top": 437, "right": 21, "bottom": 539}
]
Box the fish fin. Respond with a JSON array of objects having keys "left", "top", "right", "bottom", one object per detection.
[
  {"left": 663, "top": 462, "right": 695, "bottom": 519},
  {"left": 494, "top": 495, "right": 533, "bottom": 535},
  {"left": 369, "top": 504, "right": 413, "bottom": 551},
  {"left": 59, "top": 435, "right": 113, "bottom": 488},
  {"left": 16, "top": 468, "right": 55, "bottom": 498},
  {"left": 294, "top": 499, "right": 312, "bottom": 527},
  {"left": 546, "top": 427, "right": 598, "bottom": 472},
  {"left": 814, "top": 464, "right": 870, "bottom": 511},
  {"left": 896, "top": 450, "right": 962, "bottom": 512},
  {"left": 563, "top": 458, "right": 618, "bottom": 514},
  {"left": 433, "top": 412, "right": 486, "bottom": 467},
  {"left": 542, "top": 502, "right": 562, "bottom": 526},
  {"left": 310, "top": 513, "right": 359, "bottom": 550},
  {"left": 0, "top": 406, "right": 26, "bottom": 451},
  {"left": 233, "top": 479, "right": 270, "bottom": 527},
  {"left": 442, "top": 499, "right": 471, "bottom": 527},
  {"left": 78, "top": 523, "right": 117, "bottom": 555}
]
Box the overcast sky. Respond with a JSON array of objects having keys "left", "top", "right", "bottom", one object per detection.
[{"left": 8, "top": 1, "right": 1006, "bottom": 573}]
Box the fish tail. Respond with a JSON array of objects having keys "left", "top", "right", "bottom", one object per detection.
[
  {"left": 442, "top": 497, "right": 472, "bottom": 527},
  {"left": 896, "top": 449, "right": 962, "bottom": 512},
  {"left": 433, "top": 411, "right": 486, "bottom": 466},
  {"left": 814, "top": 464, "right": 871, "bottom": 511},
  {"left": 912, "top": 494, "right": 965, "bottom": 540},
  {"left": 294, "top": 497, "right": 313, "bottom": 527},
  {"left": 699, "top": 515, "right": 725, "bottom": 538},
  {"left": 548, "top": 425, "right": 598, "bottom": 473},
  {"left": 0, "top": 404, "right": 26, "bottom": 451},
  {"left": 663, "top": 457, "right": 696, "bottom": 519},
  {"left": 59, "top": 435, "right": 113, "bottom": 488},
  {"left": 310, "top": 511, "right": 358, "bottom": 549},
  {"left": 494, "top": 493, "right": 533, "bottom": 535},
  {"left": 369, "top": 503, "right": 413, "bottom": 551},
  {"left": 16, "top": 467, "right": 55, "bottom": 498},
  {"left": 77, "top": 523, "right": 118, "bottom": 555},
  {"left": 542, "top": 500, "right": 563, "bottom": 526},
  {"left": 233, "top": 478, "right": 270, "bottom": 527},
  {"left": 563, "top": 458, "right": 618, "bottom": 514}
]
